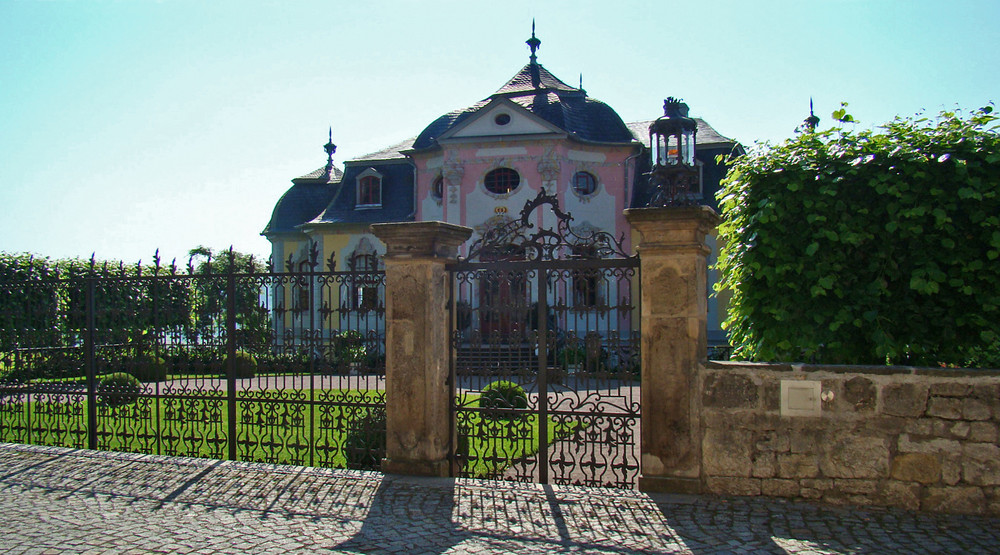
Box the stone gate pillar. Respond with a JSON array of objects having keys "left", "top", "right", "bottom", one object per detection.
[
  {"left": 625, "top": 206, "right": 720, "bottom": 494},
  {"left": 371, "top": 221, "right": 473, "bottom": 477}
]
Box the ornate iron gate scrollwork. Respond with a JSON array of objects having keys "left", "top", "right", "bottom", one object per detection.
[{"left": 448, "top": 190, "right": 641, "bottom": 489}]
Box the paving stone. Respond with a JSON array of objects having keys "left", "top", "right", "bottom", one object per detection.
[{"left": 1, "top": 443, "right": 999, "bottom": 553}]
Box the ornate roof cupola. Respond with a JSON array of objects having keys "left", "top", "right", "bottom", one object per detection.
[
  {"left": 323, "top": 127, "right": 337, "bottom": 179},
  {"left": 526, "top": 20, "right": 542, "bottom": 88}
]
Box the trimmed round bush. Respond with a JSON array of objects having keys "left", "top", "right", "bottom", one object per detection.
[
  {"left": 130, "top": 355, "right": 167, "bottom": 382},
  {"left": 344, "top": 407, "right": 386, "bottom": 471},
  {"left": 223, "top": 350, "right": 257, "bottom": 379},
  {"left": 479, "top": 380, "right": 528, "bottom": 419},
  {"left": 98, "top": 372, "right": 142, "bottom": 408}
]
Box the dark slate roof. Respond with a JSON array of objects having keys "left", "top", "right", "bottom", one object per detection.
[
  {"left": 306, "top": 160, "right": 415, "bottom": 226},
  {"left": 493, "top": 63, "right": 578, "bottom": 95},
  {"left": 349, "top": 137, "right": 417, "bottom": 162},
  {"left": 262, "top": 167, "right": 341, "bottom": 236},
  {"left": 412, "top": 62, "right": 635, "bottom": 149},
  {"left": 293, "top": 165, "right": 344, "bottom": 182},
  {"left": 626, "top": 119, "right": 736, "bottom": 148},
  {"left": 412, "top": 101, "right": 489, "bottom": 149}
]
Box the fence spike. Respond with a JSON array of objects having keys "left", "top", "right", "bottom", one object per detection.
[{"left": 308, "top": 241, "right": 320, "bottom": 270}]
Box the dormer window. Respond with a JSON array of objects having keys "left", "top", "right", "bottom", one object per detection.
[{"left": 356, "top": 168, "right": 383, "bottom": 208}]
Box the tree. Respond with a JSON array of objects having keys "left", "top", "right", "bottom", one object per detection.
[
  {"left": 716, "top": 105, "right": 1000, "bottom": 366},
  {"left": 186, "top": 246, "right": 270, "bottom": 356}
]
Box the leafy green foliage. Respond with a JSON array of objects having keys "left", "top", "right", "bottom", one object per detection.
[
  {"left": 225, "top": 350, "right": 257, "bottom": 379},
  {"left": 130, "top": 355, "right": 167, "bottom": 382},
  {"left": 716, "top": 105, "right": 1000, "bottom": 366},
  {"left": 479, "top": 380, "right": 529, "bottom": 419},
  {"left": 98, "top": 372, "right": 142, "bottom": 407},
  {"left": 0, "top": 248, "right": 269, "bottom": 364},
  {"left": 343, "top": 406, "right": 386, "bottom": 471}
]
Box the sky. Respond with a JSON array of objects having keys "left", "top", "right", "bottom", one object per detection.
[{"left": 2, "top": 0, "right": 998, "bottom": 265}]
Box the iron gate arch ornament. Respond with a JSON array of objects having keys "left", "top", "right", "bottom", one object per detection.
[
  {"left": 462, "top": 190, "right": 635, "bottom": 263},
  {"left": 449, "top": 189, "right": 641, "bottom": 489}
]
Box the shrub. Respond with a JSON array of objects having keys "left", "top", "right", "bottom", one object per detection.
[
  {"left": 32, "top": 349, "right": 85, "bottom": 380},
  {"left": 130, "top": 355, "right": 167, "bottom": 382},
  {"left": 717, "top": 105, "right": 1000, "bottom": 366},
  {"left": 343, "top": 407, "right": 386, "bottom": 471},
  {"left": 223, "top": 350, "right": 257, "bottom": 379},
  {"left": 479, "top": 380, "right": 528, "bottom": 419},
  {"left": 98, "top": 372, "right": 142, "bottom": 407},
  {"left": 556, "top": 347, "right": 586, "bottom": 368}
]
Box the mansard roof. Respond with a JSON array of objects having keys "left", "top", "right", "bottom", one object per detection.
[
  {"left": 261, "top": 166, "right": 342, "bottom": 237},
  {"left": 302, "top": 160, "right": 415, "bottom": 227}
]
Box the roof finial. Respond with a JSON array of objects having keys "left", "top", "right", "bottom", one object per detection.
[
  {"left": 323, "top": 127, "right": 337, "bottom": 177},
  {"left": 526, "top": 19, "right": 541, "bottom": 64},
  {"left": 579, "top": 73, "right": 583, "bottom": 90},
  {"left": 803, "top": 98, "right": 820, "bottom": 132}
]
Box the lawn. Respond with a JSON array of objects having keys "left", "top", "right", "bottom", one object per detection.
[{"left": 0, "top": 387, "right": 580, "bottom": 477}]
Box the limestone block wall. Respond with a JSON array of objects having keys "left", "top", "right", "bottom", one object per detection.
[{"left": 699, "top": 361, "right": 1000, "bottom": 515}]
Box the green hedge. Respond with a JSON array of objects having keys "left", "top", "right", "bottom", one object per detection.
[{"left": 716, "top": 105, "right": 1000, "bottom": 366}]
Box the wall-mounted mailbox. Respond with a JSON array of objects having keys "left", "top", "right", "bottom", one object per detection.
[{"left": 781, "top": 380, "right": 822, "bottom": 417}]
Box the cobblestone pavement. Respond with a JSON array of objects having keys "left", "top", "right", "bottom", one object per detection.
[{"left": 1, "top": 443, "right": 997, "bottom": 554}]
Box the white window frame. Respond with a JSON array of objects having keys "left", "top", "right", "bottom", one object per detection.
[{"left": 356, "top": 168, "right": 383, "bottom": 209}]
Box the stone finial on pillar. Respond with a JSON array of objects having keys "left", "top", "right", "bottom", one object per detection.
[
  {"left": 625, "top": 205, "right": 721, "bottom": 494},
  {"left": 370, "top": 221, "right": 472, "bottom": 477}
]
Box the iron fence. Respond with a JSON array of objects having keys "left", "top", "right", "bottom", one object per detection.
[{"left": 0, "top": 253, "right": 387, "bottom": 470}]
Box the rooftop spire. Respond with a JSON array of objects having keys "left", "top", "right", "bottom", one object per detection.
[
  {"left": 803, "top": 98, "right": 820, "bottom": 132},
  {"left": 526, "top": 19, "right": 542, "bottom": 88},
  {"left": 526, "top": 19, "right": 541, "bottom": 64},
  {"left": 323, "top": 127, "right": 337, "bottom": 177}
]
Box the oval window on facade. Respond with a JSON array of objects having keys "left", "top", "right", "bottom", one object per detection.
[
  {"left": 572, "top": 171, "right": 597, "bottom": 195},
  {"left": 432, "top": 176, "right": 444, "bottom": 199},
  {"left": 484, "top": 168, "right": 520, "bottom": 195}
]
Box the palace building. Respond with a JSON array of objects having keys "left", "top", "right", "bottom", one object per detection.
[{"left": 262, "top": 29, "right": 740, "bottom": 347}]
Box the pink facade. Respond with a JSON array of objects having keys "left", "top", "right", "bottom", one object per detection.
[{"left": 412, "top": 139, "right": 639, "bottom": 256}]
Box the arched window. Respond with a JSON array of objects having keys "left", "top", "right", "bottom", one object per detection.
[
  {"left": 484, "top": 168, "right": 520, "bottom": 195},
  {"left": 349, "top": 252, "right": 380, "bottom": 312},
  {"left": 572, "top": 171, "right": 597, "bottom": 195},
  {"left": 571, "top": 244, "right": 600, "bottom": 308},
  {"left": 432, "top": 176, "right": 444, "bottom": 199}
]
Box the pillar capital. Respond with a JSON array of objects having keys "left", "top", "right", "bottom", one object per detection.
[
  {"left": 625, "top": 206, "right": 720, "bottom": 253},
  {"left": 371, "top": 221, "right": 472, "bottom": 259}
]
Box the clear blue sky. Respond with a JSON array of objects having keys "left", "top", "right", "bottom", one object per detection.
[{"left": 2, "top": 0, "right": 997, "bottom": 265}]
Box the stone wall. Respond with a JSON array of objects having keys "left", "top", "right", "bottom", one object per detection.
[{"left": 699, "top": 361, "right": 1000, "bottom": 515}]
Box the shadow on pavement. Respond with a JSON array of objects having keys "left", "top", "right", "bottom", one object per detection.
[{"left": 333, "top": 475, "right": 465, "bottom": 555}]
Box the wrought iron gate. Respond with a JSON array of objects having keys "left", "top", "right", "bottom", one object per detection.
[{"left": 448, "top": 191, "right": 641, "bottom": 489}]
